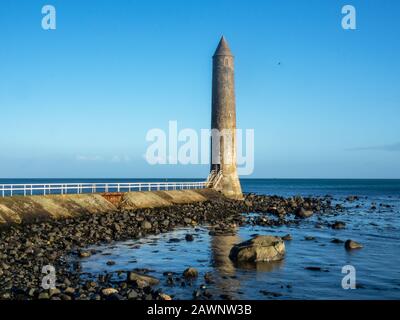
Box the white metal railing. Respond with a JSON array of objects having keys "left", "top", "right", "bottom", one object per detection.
[{"left": 0, "top": 181, "right": 209, "bottom": 197}]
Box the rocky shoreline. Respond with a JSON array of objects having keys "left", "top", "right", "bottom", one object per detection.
[{"left": 0, "top": 193, "right": 335, "bottom": 300}]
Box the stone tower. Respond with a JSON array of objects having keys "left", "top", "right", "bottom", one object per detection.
[{"left": 211, "top": 36, "right": 243, "bottom": 200}]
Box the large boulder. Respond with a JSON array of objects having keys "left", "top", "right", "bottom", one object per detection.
[{"left": 229, "top": 235, "right": 285, "bottom": 263}]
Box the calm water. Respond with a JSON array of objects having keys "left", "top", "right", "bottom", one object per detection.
[{"left": 9, "top": 178, "right": 398, "bottom": 300}]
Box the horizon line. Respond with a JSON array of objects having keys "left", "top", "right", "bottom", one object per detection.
[{"left": 1, "top": 177, "right": 400, "bottom": 181}]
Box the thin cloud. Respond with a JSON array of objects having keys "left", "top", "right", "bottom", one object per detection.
[
  {"left": 346, "top": 142, "right": 400, "bottom": 152},
  {"left": 75, "top": 155, "right": 103, "bottom": 161},
  {"left": 111, "top": 155, "right": 131, "bottom": 163},
  {"left": 76, "top": 155, "right": 132, "bottom": 162}
]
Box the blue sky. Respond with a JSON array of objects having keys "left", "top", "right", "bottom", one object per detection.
[{"left": 0, "top": 0, "right": 399, "bottom": 178}]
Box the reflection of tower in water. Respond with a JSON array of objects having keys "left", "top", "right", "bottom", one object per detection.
[{"left": 209, "top": 229, "right": 241, "bottom": 298}]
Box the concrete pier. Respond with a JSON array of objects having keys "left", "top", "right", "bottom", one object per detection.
[{"left": 0, "top": 189, "right": 223, "bottom": 227}]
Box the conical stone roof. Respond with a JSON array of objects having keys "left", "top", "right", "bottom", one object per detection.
[{"left": 213, "top": 36, "right": 233, "bottom": 57}]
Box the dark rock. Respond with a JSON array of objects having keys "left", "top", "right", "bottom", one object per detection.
[
  {"left": 295, "top": 207, "right": 314, "bottom": 218},
  {"left": 101, "top": 288, "right": 118, "bottom": 296},
  {"left": 127, "top": 290, "right": 138, "bottom": 300},
  {"left": 78, "top": 251, "right": 91, "bottom": 258},
  {"left": 49, "top": 288, "right": 61, "bottom": 297},
  {"left": 59, "top": 293, "right": 72, "bottom": 300},
  {"left": 332, "top": 221, "right": 346, "bottom": 229},
  {"left": 64, "top": 287, "right": 75, "bottom": 295},
  {"left": 183, "top": 267, "right": 198, "bottom": 279},
  {"left": 305, "top": 267, "right": 322, "bottom": 271},
  {"left": 204, "top": 272, "right": 214, "bottom": 284},
  {"left": 142, "top": 221, "right": 152, "bottom": 229},
  {"left": 127, "top": 272, "right": 159, "bottom": 286},
  {"left": 38, "top": 292, "right": 50, "bottom": 300},
  {"left": 260, "top": 290, "right": 282, "bottom": 297},
  {"left": 345, "top": 240, "right": 363, "bottom": 250},
  {"left": 159, "top": 293, "right": 172, "bottom": 300},
  {"left": 305, "top": 266, "right": 329, "bottom": 272},
  {"left": 161, "top": 219, "right": 170, "bottom": 227},
  {"left": 281, "top": 234, "right": 292, "bottom": 241},
  {"left": 185, "top": 234, "right": 194, "bottom": 241}
]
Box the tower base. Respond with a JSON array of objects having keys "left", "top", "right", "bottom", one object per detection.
[{"left": 214, "top": 173, "right": 243, "bottom": 200}]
